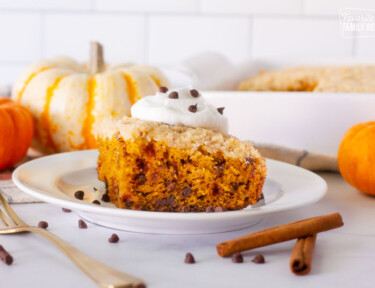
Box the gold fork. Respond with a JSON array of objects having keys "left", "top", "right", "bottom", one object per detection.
[{"left": 0, "top": 192, "right": 145, "bottom": 288}]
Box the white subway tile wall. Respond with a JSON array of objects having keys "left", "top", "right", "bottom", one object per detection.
[{"left": 0, "top": 0, "right": 374, "bottom": 87}]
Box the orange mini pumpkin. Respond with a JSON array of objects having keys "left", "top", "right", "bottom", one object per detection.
[
  {"left": 0, "top": 98, "right": 34, "bottom": 171},
  {"left": 338, "top": 121, "right": 375, "bottom": 195}
]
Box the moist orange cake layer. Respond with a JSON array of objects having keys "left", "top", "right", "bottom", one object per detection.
[{"left": 96, "top": 117, "right": 267, "bottom": 212}]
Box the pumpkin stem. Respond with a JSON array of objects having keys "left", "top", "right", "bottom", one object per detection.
[{"left": 89, "top": 42, "right": 105, "bottom": 74}]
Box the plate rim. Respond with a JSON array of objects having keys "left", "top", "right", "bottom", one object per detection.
[{"left": 12, "top": 149, "right": 327, "bottom": 221}]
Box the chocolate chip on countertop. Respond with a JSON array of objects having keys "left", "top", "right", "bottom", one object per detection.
[
  {"left": 205, "top": 206, "right": 214, "bottom": 212},
  {"left": 232, "top": 252, "right": 244, "bottom": 263},
  {"left": 78, "top": 219, "right": 87, "bottom": 229},
  {"left": 190, "top": 89, "right": 199, "bottom": 98},
  {"left": 101, "top": 193, "right": 110, "bottom": 202},
  {"left": 159, "top": 86, "right": 169, "bottom": 93},
  {"left": 62, "top": 208, "right": 71, "bottom": 213},
  {"left": 92, "top": 200, "right": 101, "bottom": 205},
  {"left": 74, "top": 190, "right": 84, "bottom": 200},
  {"left": 214, "top": 206, "right": 223, "bottom": 212},
  {"left": 38, "top": 221, "right": 48, "bottom": 229},
  {"left": 168, "top": 91, "right": 179, "bottom": 99},
  {"left": 93, "top": 187, "right": 97, "bottom": 191},
  {"left": 188, "top": 104, "right": 198, "bottom": 113},
  {"left": 217, "top": 107, "right": 225, "bottom": 115},
  {"left": 108, "top": 233, "right": 120, "bottom": 243},
  {"left": 251, "top": 254, "right": 265, "bottom": 264},
  {"left": 0, "top": 245, "right": 13, "bottom": 265},
  {"left": 184, "top": 252, "right": 195, "bottom": 264}
]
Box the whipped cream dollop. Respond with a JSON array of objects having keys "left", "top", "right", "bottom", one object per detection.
[{"left": 131, "top": 86, "right": 229, "bottom": 134}]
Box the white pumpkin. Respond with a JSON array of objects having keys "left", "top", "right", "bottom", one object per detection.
[{"left": 12, "top": 42, "right": 169, "bottom": 153}]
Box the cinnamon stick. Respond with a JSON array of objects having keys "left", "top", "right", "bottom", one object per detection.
[
  {"left": 216, "top": 213, "right": 343, "bottom": 257},
  {"left": 290, "top": 234, "right": 317, "bottom": 275}
]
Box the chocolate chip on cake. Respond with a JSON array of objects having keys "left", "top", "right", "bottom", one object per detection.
[
  {"left": 38, "top": 221, "right": 48, "bottom": 229},
  {"left": 62, "top": 208, "right": 71, "bottom": 213},
  {"left": 184, "top": 252, "right": 195, "bottom": 264},
  {"left": 159, "top": 86, "right": 169, "bottom": 93},
  {"left": 190, "top": 89, "right": 199, "bottom": 98},
  {"left": 166, "top": 181, "right": 176, "bottom": 192},
  {"left": 188, "top": 104, "right": 198, "bottom": 113},
  {"left": 181, "top": 187, "right": 192, "bottom": 197},
  {"left": 78, "top": 219, "right": 87, "bottom": 229},
  {"left": 92, "top": 200, "right": 101, "bottom": 205},
  {"left": 0, "top": 245, "right": 13, "bottom": 265},
  {"left": 74, "top": 190, "right": 84, "bottom": 200},
  {"left": 108, "top": 233, "right": 120, "bottom": 243},
  {"left": 245, "top": 157, "right": 254, "bottom": 166},
  {"left": 214, "top": 206, "right": 223, "bottom": 212},
  {"left": 217, "top": 107, "right": 225, "bottom": 115},
  {"left": 101, "top": 193, "right": 110, "bottom": 202},
  {"left": 205, "top": 206, "right": 214, "bottom": 212},
  {"left": 251, "top": 254, "right": 265, "bottom": 264},
  {"left": 168, "top": 91, "right": 179, "bottom": 99},
  {"left": 232, "top": 252, "right": 244, "bottom": 263}
]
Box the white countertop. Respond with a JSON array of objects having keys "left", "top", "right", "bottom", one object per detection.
[{"left": 0, "top": 172, "right": 373, "bottom": 288}]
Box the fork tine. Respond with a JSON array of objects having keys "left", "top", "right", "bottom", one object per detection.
[
  {"left": 0, "top": 191, "right": 26, "bottom": 226},
  {"left": 0, "top": 208, "right": 13, "bottom": 226}
]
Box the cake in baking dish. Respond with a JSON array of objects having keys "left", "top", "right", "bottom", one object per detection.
[
  {"left": 238, "top": 65, "right": 375, "bottom": 93},
  {"left": 95, "top": 87, "right": 267, "bottom": 212}
]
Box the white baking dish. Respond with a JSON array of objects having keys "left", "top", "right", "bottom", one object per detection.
[{"left": 205, "top": 91, "right": 375, "bottom": 157}]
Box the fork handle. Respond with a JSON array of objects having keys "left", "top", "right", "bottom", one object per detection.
[{"left": 25, "top": 226, "right": 144, "bottom": 288}]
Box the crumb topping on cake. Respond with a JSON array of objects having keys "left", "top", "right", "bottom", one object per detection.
[{"left": 94, "top": 116, "right": 262, "bottom": 160}]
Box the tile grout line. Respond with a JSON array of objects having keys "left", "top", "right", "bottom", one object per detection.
[
  {"left": 143, "top": 14, "right": 150, "bottom": 65},
  {"left": 40, "top": 11, "right": 45, "bottom": 59}
]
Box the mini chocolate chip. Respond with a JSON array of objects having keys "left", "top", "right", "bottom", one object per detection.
[
  {"left": 101, "top": 193, "right": 110, "bottom": 202},
  {"left": 62, "top": 208, "right": 71, "bottom": 213},
  {"left": 93, "top": 187, "right": 97, "bottom": 191},
  {"left": 108, "top": 233, "right": 120, "bottom": 243},
  {"left": 184, "top": 252, "right": 195, "bottom": 264},
  {"left": 92, "top": 200, "right": 101, "bottom": 205},
  {"left": 134, "top": 283, "right": 146, "bottom": 288},
  {"left": 135, "top": 174, "right": 147, "bottom": 185},
  {"left": 181, "top": 187, "right": 192, "bottom": 197},
  {"left": 217, "top": 107, "right": 225, "bottom": 115},
  {"left": 188, "top": 104, "right": 198, "bottom": 113},
  {"left": 38, "top": 221, "right": 48, "bottom": 229},
  {"left": 151, "top": 173, "right": 159, "bottom": 181},
  {"left": 205, "top": 206, "right": 214, "bottom": 212},
  {"left": 214, "top": 206, "right": 223, "bottom": 212},
  {"left": 74, "top": 190, "right": 84, "bottom": 200},
  {"left": 245, "top": 157, "right": 254, "bottom": 165},
  {"left": 78, "top": 219, "right": 87, "bottom": 229},
  {"left": 166, "top": 181, "right": 176, "bottom": 192},
  {"left": 190, "top": 89, "right": 199, "bottom": 98},
  {"left": 252, "top": 254, "right": 265, "bottom": 264},
  {"left": 159, "top": 86, "right": 168, "bottom": 93},
  {"left": 168, "top": 91, "right": 179, "bottom": 99},
  {"left": 232, "top": 252, "right": 244, "bottom": 263}
]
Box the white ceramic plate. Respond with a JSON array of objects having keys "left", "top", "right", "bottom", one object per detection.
[{"left": 12, "top": 150, "right": 327, "bottom": 234}]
